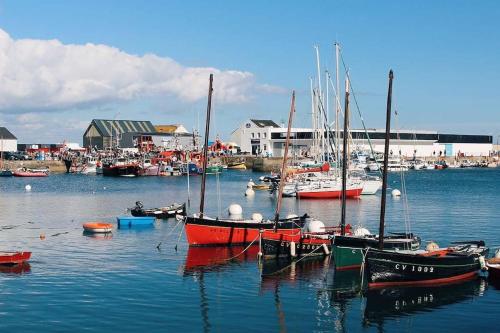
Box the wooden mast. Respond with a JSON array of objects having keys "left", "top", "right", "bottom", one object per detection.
[
  {"left": 274, "top": 91, "right": 296, "bottom": 223},
  {"left": 340, "top": 77, "right": 350, "bottom": 236},
  {"left": 378, "top": 70, "right": 394, "bottom": 249},
  {"left": 199, "top": 74, "right": 214, "bottom": 218}
]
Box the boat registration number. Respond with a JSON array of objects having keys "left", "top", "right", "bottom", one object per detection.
[{"left": 395, "top": 264, "right": 434, "bottom": 273}]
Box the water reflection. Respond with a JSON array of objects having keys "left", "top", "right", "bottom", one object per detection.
[
  {"left": 0, "top": 262, "right": 31, "bottom": 274},
  {"left": 82, "top": 230, "right": 113, "bottom": 240},
  {"left": 182, "top": 245, "right": 259, "bottom": 275},
  {"left": 362, "top": 277, "right": 486, "bottom": 327}
]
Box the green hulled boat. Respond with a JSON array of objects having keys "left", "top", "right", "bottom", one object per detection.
[
  {"left": 332, "top": 233, "right": 421, "bottom": 271},
  {"left": 205, "top": 165, "right": 223, "bottom": 174}
]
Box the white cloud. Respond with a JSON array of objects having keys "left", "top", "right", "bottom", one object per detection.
[{"left": 0, "top": 29, "right": 279, "bottom": 112}]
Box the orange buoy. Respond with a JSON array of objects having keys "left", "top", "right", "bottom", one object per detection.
[{"left": 83, "top": 222, "right": 113, "bottom": 233}]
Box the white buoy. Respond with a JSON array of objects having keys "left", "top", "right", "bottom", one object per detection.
[
  {"left": 306, "top": 220, "right": 325, "bottom": 233},
  {"left": 353, "top": 227, "right": 371, "bottom": 237},
  {"left": 391, "top": 189, "right": 401, "bottom": 197},
  {"left": 259, "top": 176, "right": 265, "bottom": 181},
  {"left": 426, "top": 241, "right": 439, "bottom": 252},
  {"left": 251, "top": 213, "right": 263, "bottom": 222},
  {"left": 245, "top": 188, "right": 255, "bottom": 197},
  {"left": 247, "top": 179, "right": 255, "bottom": 188},
  {"left": 228, "top": 204, "right": 243, "bottom": 216},
  {"left": 25, "top": 184, "right": 32, "bottom": 191},
  {"left": 286, "top": 214, "right": 298, "bottom": 219}
]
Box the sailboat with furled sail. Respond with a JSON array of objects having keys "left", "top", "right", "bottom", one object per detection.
[
  {"left": 363, "top": 70, "right": 488, "bottom": 288},
  {"left": 183, "top": 75, "right": 308, "bottom": 246}
]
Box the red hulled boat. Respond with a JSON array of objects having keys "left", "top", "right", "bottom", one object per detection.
[
  {"left": 297, "top": 186, "right": 363, "bottom": 199},
  {"left": 13, "top": 169, "right": 48, "bottom": 177},
  {"left": 0, "top": 251, "right": 32, "bottom": 265}
]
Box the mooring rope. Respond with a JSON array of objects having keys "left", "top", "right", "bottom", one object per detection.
[
  {"left": 262, "top": 243, "right": 326, "bottom": 276},
  {"left": 223, "top": 233, "right": 261, "bottom": 261}
]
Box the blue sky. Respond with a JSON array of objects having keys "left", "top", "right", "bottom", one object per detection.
[{"left": 0, "top": 0, "right": 499, "bottom": 143}]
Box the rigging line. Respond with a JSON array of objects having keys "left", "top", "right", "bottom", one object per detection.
[{"left": 338, "top": 49, "right": 382, "bottom": 176}]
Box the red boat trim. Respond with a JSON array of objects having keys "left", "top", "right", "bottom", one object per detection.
[
  {"left": 336, "top": 264, "right": 362, "bottom": 271},
  {"left": 368, "top": 271, "right": 478, "bottom": 289}
]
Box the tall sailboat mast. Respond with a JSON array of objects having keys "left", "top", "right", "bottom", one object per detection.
[
  {"left": 199, "top": 74, "right": 214, "bottom": 218},
  {"left": 274, "top": 91, "right": 296, "bottom": 223},
  {"left": 340, "top": 77, "right": 350, "bottom": 236},
  {"left": 335, "top": 42, "right": 341, "bottom": 177},
  {"left": 314, "top": 45, "right": 324, "bottom": 162},
  {"left": 378, "top": 70, "right": 394, "bottom": 249}
]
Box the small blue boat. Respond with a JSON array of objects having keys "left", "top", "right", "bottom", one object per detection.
[{"left": 116, "top": 216, "right": 155, "bottom": 228}]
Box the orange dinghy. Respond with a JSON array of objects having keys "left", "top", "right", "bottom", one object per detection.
[{"left": 83, "top": 222, "right": 113, "bottom": 233}]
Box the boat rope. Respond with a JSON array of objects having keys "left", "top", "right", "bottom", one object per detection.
[
  {"left": 156, "top": 218, "right": 183, "bottom": 249},
  {"left": 261, "top": 244, "right": 325, "bottom": 276},
  {"left": 174, "top": 220, "right": 186, "bottom": 251},
  {"left": 224, "top": 233, "right": 261, "bottom": 261},
  {"left": 359, "top": 248, "right": 369, "bottom": 290}
]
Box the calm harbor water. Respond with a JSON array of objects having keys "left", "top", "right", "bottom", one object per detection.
[{"left": 0, "top": 169, "right": 499, "bottom": 332}]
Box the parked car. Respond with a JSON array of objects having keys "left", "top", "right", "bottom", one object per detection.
[{"left": 3, "top": 151, "right": 31, "bottom": 160}]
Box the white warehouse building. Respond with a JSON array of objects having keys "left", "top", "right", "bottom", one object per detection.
[{"left": 230, "top": 119, "right": 493, "bottom": 158}]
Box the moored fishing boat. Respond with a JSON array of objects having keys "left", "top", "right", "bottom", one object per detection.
[
  {"left": 365, "top": 242, "right": 488, "bottom": 288},
  {"left": 296, "top": 181, "right": 363, "bottom": 199},
  {"left": 185, "top": 78, "right": 306, "bottom": 246},
  {"left": 363, "top": 70, "right": 488, "bottom": 289},
  {"left": 102, "top": 157, "right": 140, "bottom": 177},
  {"left": 0, "top": 251, "right": 31, "bottom": 265},
  {"left": 130, "top": 201, "right": 186, "bottom": 219}
]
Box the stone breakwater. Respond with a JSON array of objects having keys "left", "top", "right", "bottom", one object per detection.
[{"left": 3, "top": 160, "right": 67, "bottom": 173}]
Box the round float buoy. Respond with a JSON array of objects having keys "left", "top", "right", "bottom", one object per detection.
[
  {"left": 251, "top": 213, "right": 263, "bottom": 222},
  {"left": 391, "top": 189, "right": 401, "bottom": 197},
  {"left": 306, "top": 219, "right": 325, "bottom": 233},
  {"left": 83, "top": 222, "right": 113, "bottom": 233},
  {"left": 228, "top": 204, "right": 243, "bottom": 216},
  {"left": 245, "top": 188, "right": 255, "bottom": 197},
  {"left": 426, "top": 241, "right": 439, "bottom": 252},
  {"left": 353, "top": 227, "right": 371, "bottom": 237},
  {"left": 247, "top": 179, "right": 255, "bottom": 188},
  {"left": 25, "top": 184, "right": 32, "bottom": 191}
]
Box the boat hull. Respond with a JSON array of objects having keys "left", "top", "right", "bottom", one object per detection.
[
  {"left": 261, "top": 233, "right": 331, "bottom": 259},
  {"left": 13, "top": 171, "right": 47, "bottom": 177},
  {"left": 184, "top": 216, "right": 305, "bottom": 246},
  {"left": 131, "top": 203, "right": 186, "bottom": 219},
  {"left": 332, "top": 234, "right": 420, "bottom": 270},
  {"left": 103, "top": 165, "right": 140, "bottom": 177},
  {"left": 297, "top": 187, "right": 362, "bottom": 199},
  {"left": 227, "top": 163, "right": 247, "bottom": 170},
  {"left": 0, "top": 251, "right": 31, "bottom": 265},
  {"left": 117, "top": 216, "right": 155, "bottom": 227},
  {"left": 83, "top": 222, "right": 113, "bottom": 233},
  {"left": 365, "top": 248, "right": 484, "bottom": 288}
]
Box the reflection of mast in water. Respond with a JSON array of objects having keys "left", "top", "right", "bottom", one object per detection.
[
  {"left": 273, "top": 285, "right": 287, "bottom": 333},
  {"left": 197, "top": 272, "right": 211, "bottom": 333}
]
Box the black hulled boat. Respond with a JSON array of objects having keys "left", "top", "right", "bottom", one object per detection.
[{"left": 130, "top": 201, "right": 186, "bottom": 219}]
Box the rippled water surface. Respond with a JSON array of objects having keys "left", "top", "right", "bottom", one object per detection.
[{"left": 0, "top": 169, "right": 499, "bottom": 332}]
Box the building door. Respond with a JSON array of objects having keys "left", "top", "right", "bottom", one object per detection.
[{"left": 445, "top": 144, "right": 453, "bottom": 157}]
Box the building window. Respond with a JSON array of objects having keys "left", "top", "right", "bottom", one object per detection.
[
  {"left": 263, "top": 144, "right": 267, "bottom": 150},
  {"left": 258, "top": 133, "right": 261, "bottom": 138},
  {"left": 263, "top": 132, "right": 267, "bottom": 138},
  {"left": 252, "top": 133, "right": 255, "bottom": 138}
]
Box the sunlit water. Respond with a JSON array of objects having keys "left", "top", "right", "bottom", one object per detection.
[{"left": 0, "top": 169, "right": 499, "bottom": 332}]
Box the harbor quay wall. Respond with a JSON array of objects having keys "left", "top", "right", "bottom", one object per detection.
[{"left": 4, "top": 160, "right": 67, "bottom": 173}]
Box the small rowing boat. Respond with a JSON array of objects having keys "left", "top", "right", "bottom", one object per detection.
[
  {"left": 83, "top": 222, "right": 113, "bottom": 233},
  {"left": 13, "top": 168, "right": 48, "bottom": 177},
  {"left": 0, "top": 251, "right": 31, "bottom": 265},
  {"left": 130, "top": 201, "right": 186, "bottom": 219}
]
